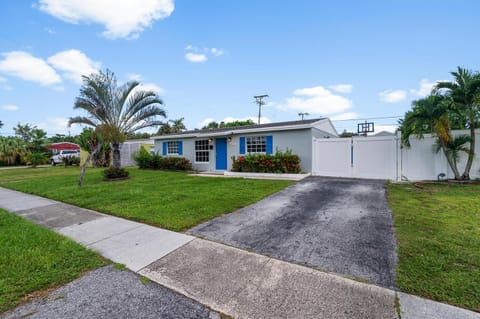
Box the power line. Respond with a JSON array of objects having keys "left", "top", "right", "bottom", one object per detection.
[{"left": 331, "top": 115, "right": 403, "bottom": 122}]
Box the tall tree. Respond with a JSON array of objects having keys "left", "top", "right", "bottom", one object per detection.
[
  {"left": 69, "top": 69, "right": 166, "bottom": 185},
  {"left": 435, "top": 67, "right": 480, "bottom": 179},
  {"left": 170, "top": 117, "right": 186, "bottom": 133},
  {"left": 13, "top": 123, "right": 48, "bottom": 155},
  {"left": 0, "top": 136, "right": 27, "bottom": 165},
  {"left": 221, "top": 119, "right": 255, "bottom": 128},
  {"left": 48, "top": 134, "right": 77, "bottom": 144},
  {"left": 76, "top": 128, "right": 110, "bottom": 167},
  {"left": 156, "top": 122, "right": 172, "bottom": 135},
  {"left": 202, "top": 121, "right": 219, "bottom": 129},
  {"left": 201, "top": 119, "right": 255, "bottom": 130},
  {"left": 399, "top": 94, "right": 468, "bottom": 180}
]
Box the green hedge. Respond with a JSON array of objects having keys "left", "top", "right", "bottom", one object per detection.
[
  {"left": 231, "top": 150, "right": 301, "bottom": 173},
  {"left": 134, "top": 147, "right": 192, "bottom": 171}
]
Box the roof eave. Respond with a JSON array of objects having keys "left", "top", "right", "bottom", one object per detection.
[{"left": 151, "top": 121, "right": 326, "bottom": 140}]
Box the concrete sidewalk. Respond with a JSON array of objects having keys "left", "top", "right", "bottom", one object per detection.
[
  {"left": 0, "top": 187, "right": 193, "bottom": 272},
  {"left": 1, "top": 187, "right": 478, "bottom": 319}
]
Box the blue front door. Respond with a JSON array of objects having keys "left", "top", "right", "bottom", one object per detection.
[{"left": 215, "top": 138, "right": 227, "bottom": 170}]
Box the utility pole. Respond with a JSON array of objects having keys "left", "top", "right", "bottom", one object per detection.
[
  {"left": 254, "top": 95, "right": 268, "bottom": 124},
  {"left": 298, "top": 112, "right": 309, "bottom": 120}
]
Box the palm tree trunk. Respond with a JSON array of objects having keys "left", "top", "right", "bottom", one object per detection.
[
  {"left": 442, "top": 145, "right": 462, "bottom": 180},
  {"left": 462, "top": 125, "right": 475, "bottom": 180},
  {"left": 112, "top": 143, "right": 121, "bottom": 169},
  {"left": 78, "top": 143, "right": 103, "bottom": 187}
]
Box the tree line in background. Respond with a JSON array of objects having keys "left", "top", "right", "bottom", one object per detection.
[
  {"left": 0, "top": 123, "right": 111, "bottom": 167},
  {"left": 400, "top": 66, "right": 480, "bottom": 180}
]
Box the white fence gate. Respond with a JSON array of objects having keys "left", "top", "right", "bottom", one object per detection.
[
  {"left": 312, "top": 136, "right": 398, "bottom": 180},
  {"left": 312, "top": 130, "right": 480, "bottom": 181}
]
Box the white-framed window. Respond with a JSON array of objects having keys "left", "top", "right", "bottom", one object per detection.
[
  {"left": 195, "top": 139, "right": 209, "bottom": 163},
  {"left": 167, "top": 141, "right": 179, "bottom": 155},
  {"left": 246, "top": 136, "right": 266, "bottom": 153}
]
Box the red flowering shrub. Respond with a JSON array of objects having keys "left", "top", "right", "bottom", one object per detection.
[{"left": 231, "top": 149, "right": 301, "bottom": 173}]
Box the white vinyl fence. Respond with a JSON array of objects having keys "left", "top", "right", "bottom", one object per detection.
[
  {"left": 312, "top": 130, "right": 480, "bottom": 181},
  {"left": 120, "top": 141, "right": 153, "bottom": 167}
]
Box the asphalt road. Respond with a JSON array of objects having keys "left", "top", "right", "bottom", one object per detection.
[
  {"left": 1, "top": 265, "right": 220, "bottom": 319},
  {"left": 189, "top": 176, "right": 397, "bottom": 288}
]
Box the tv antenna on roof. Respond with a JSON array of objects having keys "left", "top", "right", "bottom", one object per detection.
[
  {"left": 298, "top": 112, "right": 309, "bottom": 120},
  {"left": 254, "top": 95, "right": 269, "bottom": 124}
]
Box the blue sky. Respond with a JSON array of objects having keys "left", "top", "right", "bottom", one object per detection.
[{"left": 0, "top": 0, "right": 479, "bottom": 136}]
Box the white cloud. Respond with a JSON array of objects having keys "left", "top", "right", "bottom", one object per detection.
[
  {"left": 184, "top": 45, "right": 224, "bottom": 62},
  {"left": 0, "top": 76, "right": 6, "bottom": 83},
  {"left": 373, "top": 125, "right": 398, "bottom": 133},
  {"left": 37, "top": 0, "right": 174, "bottom": 39},
  {"left": 126, "top": 73, "right": 142, "bottom": 81},
  {"left": 276, "top": 85, "right": 352, "bottom": 115},
  {"left": 330, "top": 112, "right": 360, "bottom": 121},
  {"left": 198, "top": 118, "right": 215, "bottom": 128},
  {"left": 137, "top": 82, "right": 164, "bottom": 94},
  {"left": 328, "top": 84, "right": 353, "bottom": 93},
  {"left": 0, "top": 51, "right": 61, "bottom": 86},
  {"left": 409, "top": 79, "right": 438, "bottom": 97},
  {"left": 1, "top": 104, "right": 19, "bottom": 111},
  {"left": 379, "top": 90, "right": 407, "bottom": 103},
  {"left": 185, "top": 52, "right": 207, "bottom": 63},
  {"left": 36, "top": 117, "right": 71, "bottom": 135},
  {"left": 47, "top": 49, "right": 100, "bottom": 84},
  {"left": 210, "top": 48, "right": 224, "bottom": 57}
]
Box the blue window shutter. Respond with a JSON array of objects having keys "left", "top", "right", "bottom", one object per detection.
[
  {"left": 266, "top": 135, "right": 273, "bottom": 154},
  {"left": 162, "top": 142, "right": 167, "bottom": 155},
  {"left": 178, "top": 141, "right": 183, "bottom": 155},
  {"left": 239, "top": 136, "right": 245, "bottom": 154}
]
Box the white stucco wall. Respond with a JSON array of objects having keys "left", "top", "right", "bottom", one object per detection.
[{"left": 153, "top": 128, "right": 315, "bottom": 172}]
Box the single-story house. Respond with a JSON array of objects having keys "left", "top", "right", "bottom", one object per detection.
[{"left": 151, "top": 118, "right": 338, "bottom": 172}]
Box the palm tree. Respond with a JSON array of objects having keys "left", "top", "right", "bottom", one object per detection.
[
  {"left": 399, "top": 94, "right": 465, "bottom": 180},
  {"left": 157, "top": 122, "right": 172, "bottom": 135},
  {"left": 169, "top": 117, "right": 186, "bottom": 133},
  {"left": 435, "top": 67, "right": 480, "bottom": 179},
  {"left": 0, "top": 136, "right": 27, "bottom": 165},
  {"left": 435, "top": 134, "right": 471, "bottom": 177},
  {"left": 69, "top": 69, "right": 166, "bottom": 185}
]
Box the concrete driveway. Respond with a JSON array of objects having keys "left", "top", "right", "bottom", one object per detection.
[{"left": 189, "top": 176, "right": 397, "bottom": 288}]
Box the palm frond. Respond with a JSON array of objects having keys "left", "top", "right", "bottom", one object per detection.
[{"left": 68, "top": 116, "right": 98, "bottom": 128}]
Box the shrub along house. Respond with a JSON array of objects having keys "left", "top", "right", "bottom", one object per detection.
[{"left": 151, "top": 118, "right": 337, "bottom": 173}]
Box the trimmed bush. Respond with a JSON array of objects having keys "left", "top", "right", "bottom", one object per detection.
[
  {"left": 103, "top": 167, "right": 130, "bottom": 179},
  {"left": 232, "top": 149, "right": 301, "bottom": 173},
  {"left": 133, "top": 147, "right": 192, "bottom": 171},
  {"left": 26, "top": 152, "right": 48, "bottom": 168}
]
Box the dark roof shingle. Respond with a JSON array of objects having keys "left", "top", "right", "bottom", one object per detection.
[{"left": 159, "top": 118, "right": 323, "bottom": 137}]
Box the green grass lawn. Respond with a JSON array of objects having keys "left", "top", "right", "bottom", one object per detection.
[
  {"left": 0, "top": 167, "right": 292, "bottom": 231},
  {"left": 388, "top": 182, "right": 480, "bottom": 312},
  {"left": 0, "top": 209, "right": 106, "bottom": 312}
]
